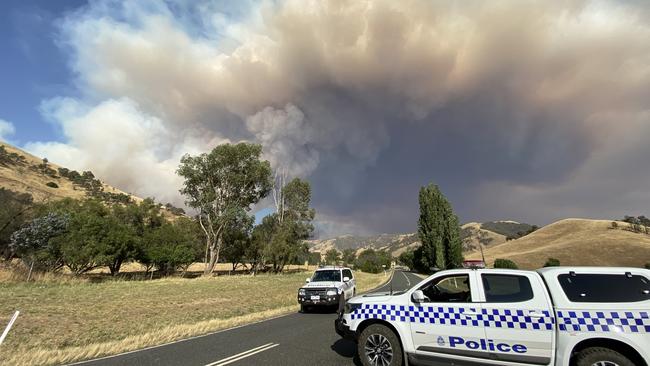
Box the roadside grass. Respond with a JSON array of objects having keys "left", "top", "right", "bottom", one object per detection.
[{"left": 0, "top": 266, "right": 387, "bottom": 366}]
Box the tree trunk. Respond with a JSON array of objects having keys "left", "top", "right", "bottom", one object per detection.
[
  {"left": 109, "top": 258, "right": 123, "bottom": 276},
  {"left": 206, "top": 246, "right": 218, "bottom": 275}
]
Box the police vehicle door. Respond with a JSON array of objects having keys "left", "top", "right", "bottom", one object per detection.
[
  {"left": 478, "top": 272, "right": 554, "bottom": 365},
  {"left": 410, "top": 271, "right": 487, "bottom": 361}
]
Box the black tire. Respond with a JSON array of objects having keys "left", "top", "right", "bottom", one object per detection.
[
  {"left": 358, "top": 324, "right": 403, "bottom": 366},
  {"left": 575, "top": 347, "right": 636, "bottom": 366}
]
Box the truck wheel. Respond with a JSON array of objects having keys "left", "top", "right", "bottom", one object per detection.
[
  {"left": 575, "top": 347, "right": 635, "bottom": 366},
  {"left": 358, "top": 324, "right": 403, "bottom": 366}
]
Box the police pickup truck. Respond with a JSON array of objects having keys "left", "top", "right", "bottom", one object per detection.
[{"left": 336, "top": 267, "right": 649, "bottom": 366}]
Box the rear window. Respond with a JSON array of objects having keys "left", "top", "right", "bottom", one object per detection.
[
  {"left": 558, "top": 273, "right": 650, "bottom": 303},
  {"left": 482, "top": 274, "right": 534, "bottom": 303}
]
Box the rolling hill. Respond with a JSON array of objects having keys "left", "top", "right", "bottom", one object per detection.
[
  {"left": 308, "top": 221, "right": 533, "bottom": 258},
  {"left": 0, "top": 141, "right": 184, "bottom": 216},
  {"left": 0, "top": 142, "right": 130, "bottom": 203},
  {"left": 465, "top": 218, "right": 650, "bottom": 269}
]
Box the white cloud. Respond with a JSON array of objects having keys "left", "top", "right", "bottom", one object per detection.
[
  {"left": 27, "top": 98, "right": 229, "bottom": 205},
  {"left": 0, "top": 119, "right": 16, "bottom": 141}
]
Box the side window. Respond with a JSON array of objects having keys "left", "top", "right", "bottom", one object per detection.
[
  {"left": 419, "top": 274, "right": 472, "bottom": 302},
  {"left": 343, "top": 269, "right": 353, "bottom": 280},
  {"left": 482, "top": 274, "right": 534, "bottom": 303},
  {"left": 558, "top": 273, "right": 650, "bottom": 303}
]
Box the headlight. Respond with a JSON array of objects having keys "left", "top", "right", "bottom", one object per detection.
[
  {"left": 326, "top": 289, "right": 337, "bottom": 296},
  {"left": 299, "top": 288, "right": 306, "bottom": 296},
  {"left": 344, "top": 303, "right": 362, "bottom": 314}
]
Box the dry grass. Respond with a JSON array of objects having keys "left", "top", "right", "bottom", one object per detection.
[
  {"left": 0, "top": 142, "right": 133, "bottom": 204},
  {"left": 0, "top": 266, "right": 387, "bottom": 366},
  {"left": 465, "top": 218, "right": 650, "bottom": 269}
]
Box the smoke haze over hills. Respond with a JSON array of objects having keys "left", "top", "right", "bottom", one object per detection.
[{"left": 11, "top": 0, "right": 650, "bottom": 237}]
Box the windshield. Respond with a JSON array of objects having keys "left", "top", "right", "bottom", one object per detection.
[{"left": 311, "top": 270, "right": 341, "bottom": 282}]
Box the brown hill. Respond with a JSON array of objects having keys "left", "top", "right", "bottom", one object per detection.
[
  {"left": 0, "top": 141, "right": 186, "bottom": 218},
  {"left": 0, "top": 141, "right": 134, "bottom": 203},
  {"left": 460, "top": 222, "right": 507, "bottom": 252},
  {"left": 466, "top": 218, "right": 650, "bottom": 269}
]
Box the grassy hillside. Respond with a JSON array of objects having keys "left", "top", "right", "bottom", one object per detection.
[
  {"left": 0, "top": 141, "right": 186, "bottom": 217},
  {"left": 480, "top": 221, "right": 535, "bottom": 239},
  {"left": 307, "top": 220, "right": 532, "bottom": 257},
  {"left": 460, "top": 222, "right": 507, "bottom": 252},
  {"left": 0, "top": 142, "right": 133, "bottom": 203},
  {"left": 307, "top": 233, "right": 420, "bottom": 258},
  {"left": 466, "top": 219, "right": 650, "bottom": 269}
]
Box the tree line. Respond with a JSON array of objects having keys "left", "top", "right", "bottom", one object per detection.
[{"left": 322, "top": 247, "right": 391, "bottom": 274}]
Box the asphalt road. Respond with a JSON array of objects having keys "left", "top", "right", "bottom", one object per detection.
[{"left": 70, "top": 270, "right": 424, "bottom": 366}]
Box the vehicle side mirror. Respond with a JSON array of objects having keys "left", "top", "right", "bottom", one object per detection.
[
  {"left": 305, "top": 278, "right": 311, "bottom": 283},
  {"left": 343, "top": 276, "right": 350, "bottom": 282},
  {"left": 411, "top": 290, "right": 426, "bottom": 303}
]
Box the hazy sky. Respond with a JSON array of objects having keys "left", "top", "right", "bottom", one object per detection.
[{"left": 2, "top": 0, "right": 650, "bottom": 238}]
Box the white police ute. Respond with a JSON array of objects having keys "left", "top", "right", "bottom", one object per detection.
[{"left": 336, "top": 267, "right": 650, "bottom": 366}]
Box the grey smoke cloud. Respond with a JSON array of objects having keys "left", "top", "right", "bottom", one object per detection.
[{"left": 26, "top": 0, "right": 650, "bottom": 236}]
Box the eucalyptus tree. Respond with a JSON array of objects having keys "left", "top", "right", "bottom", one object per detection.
[{"left": 177, "top": 143, "right": 272, "bottom": 274}]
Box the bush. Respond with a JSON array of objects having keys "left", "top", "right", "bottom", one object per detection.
[
  {"left": 493, "top": 258, "right": 518, "bottom": 269},
  {"left": 45, "top": 182, "right": 59, "bottom": 189},
  {"left": 9, "top": 212, "right": 69, "bottom": 272},
  {"left": 645, "top": 263, "right": 650, "bottom": 270},
  {"left": 543, "top": 258, "right": 560, "bottom": 267},
  {"left": 611, "top": 221, "right": 618, "bottom": 229},
  {"left": 355, "top": 249, "right": 391, "bottom": 273}
]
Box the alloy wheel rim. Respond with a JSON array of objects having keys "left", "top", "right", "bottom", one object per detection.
[
  {"left": 364, "top": 333, "right": 393, "bottom": 366},
  {"left": 592, "top": 362, "right": 620, "bottom": 366}
]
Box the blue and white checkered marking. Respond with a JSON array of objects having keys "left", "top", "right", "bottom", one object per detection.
[
  {"left": 350, "top": 305, "right": 650, "bottom": 333},
  {"left": 350, "top": 305, "right": 554, "bottom": 331},
  {"left": 557, "top": 310, "right": 650, "bottom": 333}
]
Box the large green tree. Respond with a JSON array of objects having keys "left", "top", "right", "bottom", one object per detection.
[
  {"left": 324, "top": 249, "right": 341, "bottom": 265},
  {"left": 248, "top": 177, "right": 315, "bottom": 273},
  {"left": 177, "top": 143, "right": 273, "bottom": 274},
  {"left": 221, "top": 209, "right": 254, "bottom": 272},
  {"left": 141, "top": 218, "right": 202, "bottom": 275},
  {"left": 416, "top": 184, "right": 463, "bottom": 273}
]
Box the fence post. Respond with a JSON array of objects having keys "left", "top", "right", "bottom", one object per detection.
[{"left": 0, "top": 311, "right": 19, "bottom": 345}]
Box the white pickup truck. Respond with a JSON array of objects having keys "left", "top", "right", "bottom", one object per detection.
[{"left": 335, "top": 267, "right": 649, "bottom": 366}]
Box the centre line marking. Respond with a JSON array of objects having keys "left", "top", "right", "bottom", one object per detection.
[
  {"left": 206, "top": 343, "right": 279, "bottom": 366},
  {"left": 402, "top": 271, "right": 411, "bottom": 287}
]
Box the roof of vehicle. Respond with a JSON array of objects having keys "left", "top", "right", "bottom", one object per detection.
[
  {"left": 536, "top": 266, "right": 650, "bottom": 276},
  {"left": 315, "top": 266, "right": 351, "bottom": 271}
]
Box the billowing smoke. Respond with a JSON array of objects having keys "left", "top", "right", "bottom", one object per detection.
[
  {"left": 26, "top": 0, "right": 650, "bottom": 235},
  {"left": 0, "top": 119, "right": 15, "bottom": 142}
]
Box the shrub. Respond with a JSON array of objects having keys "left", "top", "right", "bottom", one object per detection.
[
  {"left": 611, "top": 221, "right": 618, "bottom": 229},
  {"left": 9, "top": 212, "right": 69, "bottom": 272},
  {"left": 45, "top": 182, "right": 59, "bottom": 189},
  {"left": 493, "top": 258, "right": 518, "bottom": 269},
  {"left": 645, "top": 263, "right": 650, "bottom": 270},
  {"left": 355, "top": 249, "right": 391, "bottom": 273},
  {"left": 543, "top": 258, "right": 560, "bottom": 267}
]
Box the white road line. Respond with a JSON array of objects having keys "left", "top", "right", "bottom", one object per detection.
[
  {"left": 205, "top": 343, "right": 279, "bottom": 366},
  {"left": 401, "top": 271, "right": 411, "bottom": 287}
]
